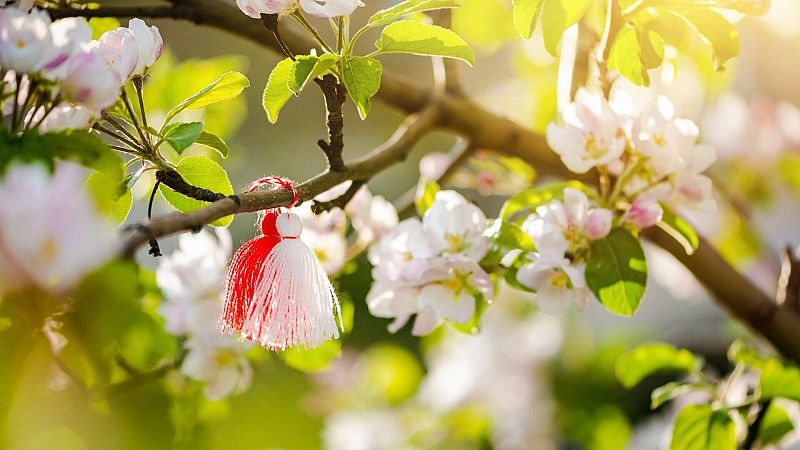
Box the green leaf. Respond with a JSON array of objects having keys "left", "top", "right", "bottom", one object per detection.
[
  {"left": 760, "top": 360, "right": 800, "bottom": 402},
  {"left": 288, "top": 54, "right": 340, "bottom": 93},
  {"left": 608, "top": 27, "right": 665, "bottom": 86},
  {"left": 651, "top": 382, "right": 705, "bottom": 409},
  {"left": 263, "top": 58, "right": 295, "bottom": 124},
  {"left": 367, "top": 0, "right": 461, "bottom": 27},
  {"left": 86, "top": 172, "right": 133, "bottom": 225},
  {"left": 674, "top": 7, "right": 740, "bottom": 70},
  {"left": 616, "top": 343, "right": 702, "bottom": 388},
  {"left": 342, "top": 56, "right": 383, "bottom": 119},
  {"left": 585, "top": 228, "right": 648, "bottom": 316},
  {"left": 658, "top": 204, "right": 699, "bottom": 255},
  {"left": 499, "top": 181, "right": 590, "bottom": 222},
  {"left": 727, "top": 339, "right": 772, "bottom": 370},
  {"left": 194, "top": 131, "right": 229, "bottom": 158},
  {"left": 375, "top": 20, "right": 475, "bottom": 65},
  {"left": 415, "top": 180, "right": 440, "bottom": 215},
  {"left": 162, "top": 122, "right": 204, "bottom": 153},
  {"left": 512, "top": 0, "right": 544, "bottom": 39},
  {"left": 0, "top": 317, "right": 11, "bottom": 332},
  {"left": 41, "top": 130, "right": 125, "bottom": 182},
  {"left": 159, "top": 156, "right": 234, "bottom": 227},
  {"left": 670, "top": 404, "right": 736, "bottom": 450},
  {"left": 163, "top": 71, "right": 250, "bottom": 125},
  {"left": 759, "top": 403, "right": 795, "bottom": 446},
  {"left": 541, "top": 0, "right": 591, "bottom": 55},
  {"left": 482, "top": 220, "right": 537, "bottom": 268}
]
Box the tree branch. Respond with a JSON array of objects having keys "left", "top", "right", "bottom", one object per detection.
[
  {"left": 49, "top": 0, "right": 800, "bottom": 363},
  {"left": 120, "top": 106, "right": 439, "bottom": 255},
  {"left": 312, "top": 180, "right": 364, "bottom": 214},
  {"left": 315, "top": 75, "right": 347, "bottom": 172}
]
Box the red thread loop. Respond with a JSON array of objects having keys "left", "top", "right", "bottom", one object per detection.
[{"left": 248, "top": 176, "right": 299, "bottom": 207}]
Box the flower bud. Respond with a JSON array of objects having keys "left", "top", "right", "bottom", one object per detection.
[
  {"left": 61, "top": 51, "right": 123, "bottom": 111},
  {"left": 236, "top": 0, "right": 298, "bottom": 18},
  {"left": 625, "top": 197, "right": 663, "bottom": 229},
  {"left": 584, "top": 208, "right": 612, "bottom": 240},
  {"left": 128, "top": 18, "right": 163, "bottom": 74}
]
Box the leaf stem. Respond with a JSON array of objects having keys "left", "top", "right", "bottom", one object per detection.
[{"left": 291, "top": 11, "right": 334, "bottom": 54}]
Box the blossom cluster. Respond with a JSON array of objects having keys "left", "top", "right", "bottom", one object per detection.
[
  {"left": 0, "top": 163, "right": 117, "bottom": 297},
  {"left": 295, "top": 180, "right": 398, "bottom": 276},
  {"left": 548, "top": 88, "right": 717, "bottom": 229},
  {"left": 503, "top": 188, "right": 612, "bottom": 314},
  {"left": 236, "top": 0, "right": 362, "bottom": 19},
  {"left": 366, "top": 190, "right": 494, "bottom": 336},
  {"left": 0, "top": 6, "right": 162, "bottom": 130},
  {"left": 156, "top": 230, "right": 253, "bottom": 400}
]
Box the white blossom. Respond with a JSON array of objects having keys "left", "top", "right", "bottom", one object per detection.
[
  {"left": 0, "top": 163, "right": 117, "bottom": 296},
  {"left": 127, "top": 18, "right": 163, "bottom": 75},
  {"left": 366, "top": 191, "right": 492, "bottom": 335},
  {"left": 156, "top": 229, "right": 253, "bottom": 400},
  {"left": 36, "top": 103, "right": 94, "bottom": 132},
  {"left": 0, "top": 8, "right": 58, "bottom": 73},
  {"left": 96, "top": 27, "right": 140, "bottom": 81},
  {"left": 300, "top": 0, "right": 362, "bottom": 17},
  {"left": 181, "top": 336, "right": 253, "bottom": 401},
  {"left": 422, "top": 190, "right": 489, "bottom": 261},
  {"left": 236, "top": 0, "right": 298, "bottom": 18},
  {"left": 546, "top": 88, "right": 627, "bottom": 174}
]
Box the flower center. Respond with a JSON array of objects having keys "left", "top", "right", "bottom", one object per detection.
[
  {"left": 445, "top": 233, "right": 468, "bottom": 254},
  {"left": 550, "top": 271, "right": 569, "bottom": 289},
  {"left": 441, "top": 269, "right": 470, "bottom": 298},
  {"left": 16, "top": 39, "right": 26, "bottom": 49}
]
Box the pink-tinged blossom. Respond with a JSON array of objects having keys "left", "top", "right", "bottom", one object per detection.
[
  {"left": 127, "top": 18, "right": 163, "bottom": 74},
  {"left": 97, "top": 27, "right": 140, "bottom": 81},
  {"left": 625, "top": 196, "right": 663, "bottom": 229},
  {"left": 236, "top": 0, "right": 298, "bottom": 18},
  {"left": 584, "top": 208, "right": 612, "bottom": 240},
  {"left": 0, "top": 163, "right": 117, "bottom": 296},
  {"left": 0, "top": 8, "right": 57, "bottom": 73},
  {"left": 546, "top": 88, "right": 627, "bottom": 174},
  {"left": 60, "top": 50, "right": 124, "bottom": 111}
]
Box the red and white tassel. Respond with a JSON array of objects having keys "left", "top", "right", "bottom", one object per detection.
[
  {"left": 221, "top": 176, "right": 342, "bottom": 350},
  {"left": 219, "top": 209, "right": 281, "bottom": 334},
  {"left": 242, "top": 212, "right": 342, "bottom": 350}
]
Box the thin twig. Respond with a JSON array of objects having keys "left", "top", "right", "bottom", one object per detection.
[{"left": 312, "top": 180, "right": 365, "bottom": 214}]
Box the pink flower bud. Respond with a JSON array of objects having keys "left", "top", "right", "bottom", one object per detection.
[
  {"left": 236, "top": 0, "right": 298, "bottom": 18},
  {"left": 61, "top": 51, "right": 124, "bottom": 111},
  {"left": 584, "top": 208, "right": 612, "bottom": 240},
  {"left": 99, "top": 27, "right": 139, "bottom": 81},
  {"left": 625, "top": 197, "right": 663, "bottom": 229}
]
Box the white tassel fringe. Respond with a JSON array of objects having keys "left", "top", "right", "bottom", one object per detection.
[{"left": 242, "top": 213, "right": 342, "bottom": 350}]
